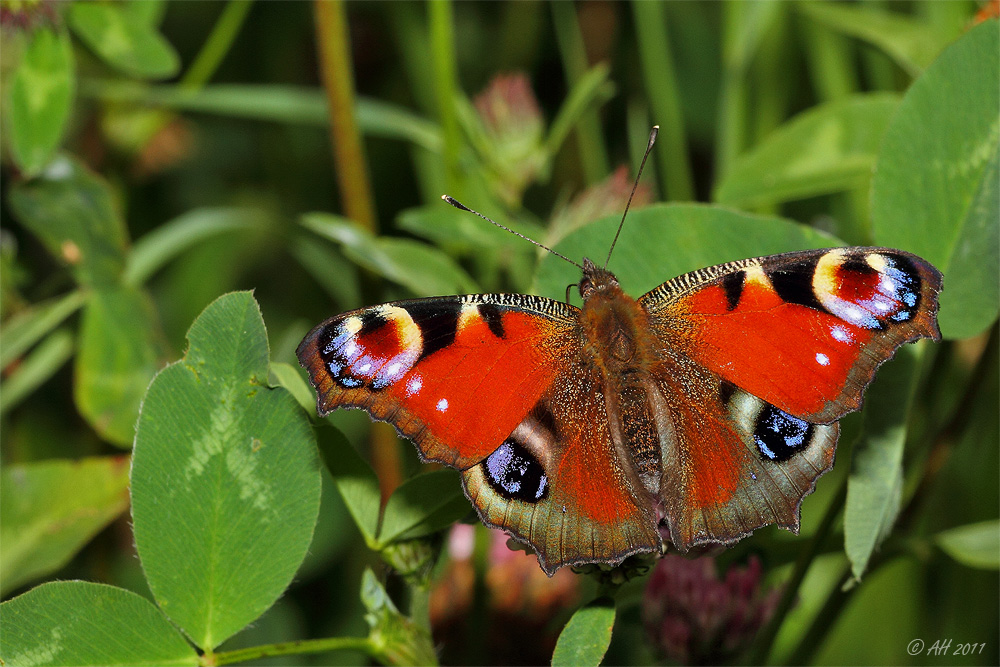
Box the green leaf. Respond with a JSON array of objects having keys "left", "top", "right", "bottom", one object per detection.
[
  {"left": 289, "top": 235, "right": 361, "bottom": 309},
  {"left": 397, "top": 204, "right": 542, "bottom": 253},
  {"left": 301, "top": 213, "right": 479, "bottom": 296},
  {"left": 81, "top": 81, "right": 441, "bottom": 149},
  {"left": 6, "top": 25, "right": 74, "bottom": 176},
  {"left": 1, "top": 581, "right": 198, "bottom": 666},
  {"left": 360, "top": 569, "right": 438, "bottom": 666},
  {"left": 545, "top": 63, "right": 614, "bottom": 162},
  {"left": 844, "top": 344, "right": 922, "bottom": 580},
  {"left": 0, "top": 328, "right": 74, "bottom": 417},
  {"left": 0, "top": 457, "right": 130, "bottom": 596},
  {"left": 67, "top": 2, "right": 180, "bottom": 80},
  {"left": 317, "top": 426, "right": 381, "bottom": 547},
  {"left": 871, "top": 21, "right": 1000, "bottom": 340},
  {"left": 534, "top": 203, "right": 841, "bottom": 299},
  {"left": 75, "top": 286, "right": 165, "bottom": 447},
  {"left": 125, "top": 208, "right": 266, "bottom": 287},
  {"left": 269, "top": 361, "right": 315, "bottom": 414},
  {"left": 714, "top": 93, "right": 899, "bottom": 207},
  {"left": 552, "top": 598, "right": 616, "bottom": 667},
  {"left": 378, "top": 470, "right": 466, "bottom": 545},
  {"left": 131, "top": 292, "right": 321, "bottom": 649},
  {"left": 935, "top": 519, "right": 1000, "bottom": 570},
  {"left": 8, "top": 156, "right": 129, "bottom": 288},
  {"left": 796, "top": 1, "right": 955, "bottom": 76},
  {"left": 0, "top": 290, "right": 86, "bottom": 368}
]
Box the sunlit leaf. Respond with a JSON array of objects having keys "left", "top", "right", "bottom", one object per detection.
[
  {"left": 125, "top": 207, "right": 266, "bottom": 287},
  {"left": 8, "top": 156, "right": 129, "bottom": 288},
  {"left": 302, "top": 213, "right": 479, "bottom": 296},
  {"left": 1, "top": 581, "right": 198, "bottom": 666},
  {"left": 67, "top": 2, "right": 179, "bottom": 79},
  {"left": 935, "top": 519, "right": 1000, "bottom": 570},
  {"left": 0, "top": 457, "right": 130, "bottom": 596},
  {"left": 535, "top": 203, "right": 841, "bottom": 300},
  {"left": 0, "top": 329, "right": 74, "bottom": 417},
  {"left": 552, "top": 598, "right": 616, "bottom": 667},
  {"left": 715, "top": 94, "right": 899, "bottom": 207},
  {"left": 6, "top": 25, "right": 74, "bottom": 176},
  {"left": 316, "top": 426, "right": 380, "bottom": 547},
  {"left": 75, "top": 286, "right": 165, "bottom": 447},
  {"left": 378, "top": 470, "right": 465, "bottom": 545},
  {"left": 796, "top": 1, "right": 955, "bottom": 76},
  {"left": 131, "top": 292, "right": 321, "bottom": 649},
  {"left": 0, "top": 290, "right": 86, "bottom": 369},
  {"left": 844, "top": 345, "right": 923, "bottom": 580},
  {"left": 872, "top": 21, "right": 999, "bottom": 339}
]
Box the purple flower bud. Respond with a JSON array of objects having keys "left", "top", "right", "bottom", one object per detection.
[{"left": 643, "top": 554, "right": 783, "bottom": 664}]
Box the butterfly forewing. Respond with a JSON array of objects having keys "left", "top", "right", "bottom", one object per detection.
[
  {"left": 296, "top": 295, "right": 578, "bottom": 469},
  {"left": 639, "top": 247, "right": 942, "bottom": 423}
]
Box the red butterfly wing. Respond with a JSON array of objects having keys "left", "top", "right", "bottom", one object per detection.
[
  {"left": 297, "top": 295, "right": 660, "bottom": 572},
  {"left": 640, "top": 247, "right": 942, "bottom": 423},
  {"left": 650, "top": 352, "right": 839, "bottom": 550}
]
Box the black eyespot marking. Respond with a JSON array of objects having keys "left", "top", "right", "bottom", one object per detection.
[
  {"left": 768, "top": 256, "right": 824, "bottom": 312},
  {"left": 720, "top": 271, "right": 745, "bottom": 311},
  {"left": 842, "top": 254, "right": 878, "bottom": 276},
  {"left": 478, "top": 303, "right": 506, "bottom": 339},
  {"left": 483, "top": 439, "right": 548, "bottom": 503},
  {"left": 753, "top": 404, "right": 814, "bottom": 463},
  {"left": 406, "top": 301, "right": 461, "bottom": 359},
  {"left": 883, "top": 253, "right": 922, "bottom": 321}
]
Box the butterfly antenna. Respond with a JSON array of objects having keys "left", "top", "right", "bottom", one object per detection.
[
  {"left": 442, "top": 195, "right": 584, "bottom": 270},
  {"left": 604, "top": 125, "right": 658, "bottom": 270}
]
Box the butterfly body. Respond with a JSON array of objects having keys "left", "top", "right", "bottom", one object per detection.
[{"left": 298, "top": 247, "right": 941, "bottom": 574}]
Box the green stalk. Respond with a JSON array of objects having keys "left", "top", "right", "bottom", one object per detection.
[
  {"left": 632, "top": 0, "right": 694, "bottom": 201},
  {"left": 715, "top": 0, "right": 779, "bottom": 178},
  {"left": 181, "top": 0, "right": 255, "bottom": 90},
  {"left": 747, "top": 477, "right": 848, "bottom": 664},
  {"left": 206, "top": 636, "right": 373, "bottom": 666},
  {"left": 314, "top": 0, "right": 402, "bottom": 501},
  {"left": 428, "top": 0, "right": 462, "bottom": 193},
  {"left": 313, "top": 0, "right": 378, "bottom": 232},
  {"left": 551, "top": 0, "right": 610, "bottom": 185},
  {"left": 783, "top": 562, "right": 854, "bottom": 665}
]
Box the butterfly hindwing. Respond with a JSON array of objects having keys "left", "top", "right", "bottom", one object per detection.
[
  {"left": 640, "top": 247, "right": 942, "bottom": 423},
  {"left": 649, "top": 351, "right": 839, "bottom": 550},
  {"left": 462, "top": 366, "right": 660, "bottom": 575}
]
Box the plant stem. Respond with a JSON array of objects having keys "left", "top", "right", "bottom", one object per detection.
[
  {"left": 428, "top": 0, "right": 462, "bottom": 194},
  {"left": 551, "top": 0, "right": 609, "bottom": 186},
  {"left": 783, "top": 562, "right": 855, "bottom": 665},
  {"left": 313, "top": 0, "right": 378, "bottom": 232},
  {"left": 205, "top": 636, "right": 372, "bottom": 666},
  {"left": 748, "top": 477, "right": 848, "bottom": 664},
  {"left": 181, "top": 0, "right": 255, "bottom": 91},
  {"left": 632, "top": 0, "right": 694, "bottom": 201}
]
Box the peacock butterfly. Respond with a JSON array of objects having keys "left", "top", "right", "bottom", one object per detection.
[{"left": 297, "top": 167, "right": 941, "bottom": 576}]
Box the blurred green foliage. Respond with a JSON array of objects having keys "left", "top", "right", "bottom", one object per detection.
[{"left": 1, "top": 2, "right": 997, "bottom": 666}]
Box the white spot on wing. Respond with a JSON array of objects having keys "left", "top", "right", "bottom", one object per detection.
[
  {"left": 437, "top": 398, "right": 449, "bottom": 412},
  {"left": 830, "top": 325, "right": 852, "bottom": 343},
  {"left": 816, "top": 353, "right": 830, "bottom": 366},
  {"left": 406, "top": 375, "right": 423, "bottom": 396}
]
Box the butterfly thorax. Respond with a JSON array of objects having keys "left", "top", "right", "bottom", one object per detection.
[
  {"left": 578, "top": 258, "right": 659, "bottom": 375},
  {"left": 578, "top": 258, "right": 665, "bottom": 497}
]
